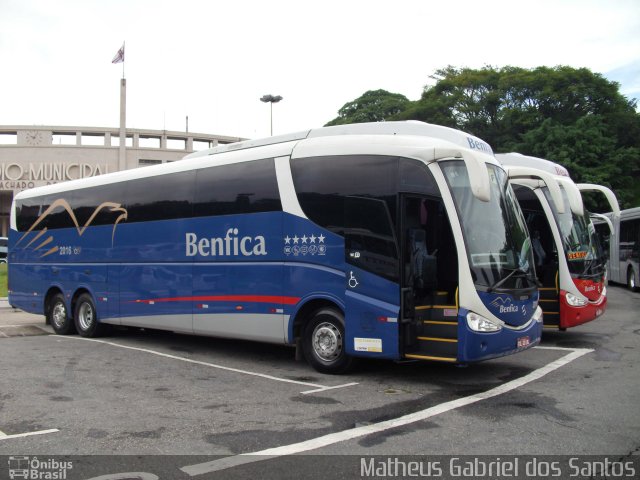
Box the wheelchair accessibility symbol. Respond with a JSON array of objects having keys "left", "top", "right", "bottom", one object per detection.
[{"left": 348, "top": 271, "right": 359, "bottom": 289}]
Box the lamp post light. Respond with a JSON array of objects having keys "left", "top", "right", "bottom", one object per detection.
[{"left": 260, "top": 94, "right": 283, "bottom": 136}]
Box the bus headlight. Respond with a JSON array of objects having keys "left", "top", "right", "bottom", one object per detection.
[
  {"left": 532, "top": 306, "right": 543, "bottom": 323},
  {"left": 467, "top": 312, "right": 503, "bottom": 332},
  {"left": 565, "top": 292, "right": 588, "bottom": 307}
]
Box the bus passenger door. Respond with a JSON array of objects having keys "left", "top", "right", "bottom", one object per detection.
[
  {"left": 525, "top": 209, "right": 560, "bottom": 328},
  {"left": 400, "top": 195, "right": 459, "bottom": 362},
  {"left": 343, "top": 196, "right": 400, "bottom": 360}
]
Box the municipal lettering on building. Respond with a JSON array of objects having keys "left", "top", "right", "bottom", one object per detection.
[{"left": 0, "top": 162, "right": 110, "bottom": 191}]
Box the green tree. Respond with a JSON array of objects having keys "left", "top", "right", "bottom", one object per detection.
[
  {"left": 517, "top": 116, "right": 617, "bottom": 186},
  {"left": 327, "top": 65, "right": 640, "bottom": 209},
  {"left": 325, "top": 89, "right": 411, "bottom": 126},
  {"left": 399, "top": 66, "right": 504, "bottom": 141},
  {"left": 397, "top": 65, "right": 638, "bottom": 149}
]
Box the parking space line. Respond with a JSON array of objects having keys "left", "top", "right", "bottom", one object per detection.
[
  {"left": 0, "top": 324, "right": 49, "bottom": 328},
  {"left": 181, "top": 347, "right": 593, "bottom": 476},
  {"left": 301, "top": 382, "right": 360, "bottom": 395},
  {"left": 0, "top": 429, "right": 59, "bottom": 441},
  {"left": 55, "top": 336, "right": 359, "bottom": 393},
  {"left": 535, "top": 345, "right": 583, "bottom": 351}
]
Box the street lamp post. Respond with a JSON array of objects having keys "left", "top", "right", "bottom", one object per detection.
[{"left": 260, "top": 94, "right": 283, "bottom": 136}]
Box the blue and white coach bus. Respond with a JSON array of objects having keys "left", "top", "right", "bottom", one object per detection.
[{"left": 8, "top": 121, "right": 542, "bottom": 373}]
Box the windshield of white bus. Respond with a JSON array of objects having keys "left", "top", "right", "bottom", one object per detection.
[
  {"left": 441, "top": 161, "right": 536, "bottom": 293},
  {"left": 543, "top": 187, "right": 603, "bottom": 277}
]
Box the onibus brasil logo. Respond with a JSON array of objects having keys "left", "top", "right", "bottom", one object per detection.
[{"left": 8, "top": 456, "right": 73, "bottom": 479}]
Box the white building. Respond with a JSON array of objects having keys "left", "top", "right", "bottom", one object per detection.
[{"left": 0, "top": 125, "right": 244, "bottom": 236}]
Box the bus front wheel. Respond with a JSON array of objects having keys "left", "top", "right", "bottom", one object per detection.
[
  {"left": 74, "top": 293, "right": 106, "bottom": 337},
  {"left": 302, "top": 308, "right": 353, "bottom": 374},
  {"left": 47, "top": 293, "right": 75, "bottom": 335}
]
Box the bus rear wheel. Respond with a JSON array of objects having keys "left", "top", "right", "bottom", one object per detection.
[
  {"left": 302, "top": 308, "right": 353, "bottom": 374},
  {"left": 628, "top": 267, "right": 637, "bottom": 291},
  {"left": 47, "top": 293, "right": 75, "bottom": 335},
  {"left": 74, "top": 293, "right": 106, "bottom": 337}
]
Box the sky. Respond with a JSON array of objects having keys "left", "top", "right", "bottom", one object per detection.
[{"left": 0, "top": 0, "right": 638, "bottom": 140}]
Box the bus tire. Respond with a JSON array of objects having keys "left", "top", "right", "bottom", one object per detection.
[
  {"left": 47, "top": 293, "right": 75, "bottom": 335},
  {"left": 74, "top": 293, "right": 106, "bottom": 337},
  {"left": 302, "top": 308, "right": 353, "bottom": 374},
  {"left": 628, "top": 267, "right": 637, "bottom": 291}
]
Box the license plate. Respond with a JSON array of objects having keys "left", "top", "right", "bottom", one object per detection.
[{"left": 517, "top": 336, "right": 530, "bottom": 348}]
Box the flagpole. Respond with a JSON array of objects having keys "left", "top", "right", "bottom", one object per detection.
[
  {"left": 119, "top": 76, "right": 126, "bottom": 171},
  {"left": 119, "top": 42, "right": 126, "bottom": 171},
  {"left": 112, "top": 42, "right": 127, "bottom": 170}
]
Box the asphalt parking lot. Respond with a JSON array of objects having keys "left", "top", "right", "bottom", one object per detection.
[{"left": 0, "top": 286, "right": 638, "bottom": 479}]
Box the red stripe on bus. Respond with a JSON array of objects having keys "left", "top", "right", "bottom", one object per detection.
[{"left": 130, "top": 295, "right": 300, "bottom": 305}]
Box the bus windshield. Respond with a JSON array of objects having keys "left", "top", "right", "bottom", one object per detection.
[
  {"left": 544, "top": 188, "right": 603, "bottom": 277},
  {"left": 589, "top": 218, "right": 607, "bottom": 276},
  {"left": 442, "top": 161, "right": 536, "bottom": 292}
]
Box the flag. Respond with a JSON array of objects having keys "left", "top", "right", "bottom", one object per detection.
[{"left": 112, "top": 43, "right": 125, "bottom": 64}]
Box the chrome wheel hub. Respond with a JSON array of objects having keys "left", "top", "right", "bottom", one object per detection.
[
  {"left": 78, "top": 302, "right": 94, "bottom": 331},
  {"left": 52, "top": 302, "right": 66, "bottom": 329},
  {"left": 312, "top": 322, "right": 342, "bottom": 362}
]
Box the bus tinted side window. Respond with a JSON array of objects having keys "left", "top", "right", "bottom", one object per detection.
[
  {"left": 593, "top": 222, "right": 610, "bottom": 260},
  {"left": 344, "top": 195, "right": 398, "bottom": 280},
  {"left": 400, "top": 159, "right": 440, "bottom": 196},
  {"left": 17, "top": 194, "right": 73, "bottom": 231},
  {"left": 194, "top": 158, "right": 282, "bottom": 217},
  {"left": 124, "top": 171, "right": 195, "bottom": 223},
  {"left": 17, "top": 183, "right": 130, "bottom": 232},
  {"left": 291, "top": 155, "right": 399, "bottom": 281},
  {"left": 620, "top": 218, "right": 640, "bottom": 261},
  {"left": 71, "top": 183, "right": 127, "bottom": 227},
  {"left": 16, "top": 197, "right": 44, "bottom": 232},
  {"left": 40, "top": 194, "right": 75, "bottom": 229}
]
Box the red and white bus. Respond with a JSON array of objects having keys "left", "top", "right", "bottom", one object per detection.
[{"left": 497, "top": 153, "right": 619, "bottom": 330}]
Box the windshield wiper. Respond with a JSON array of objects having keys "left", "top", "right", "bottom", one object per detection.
[
  {"left": 581, "top": 257, "right": 605, "bottom": 278},
  {"left": 487, "top": 267, "right": 530, "bottom": 293}
]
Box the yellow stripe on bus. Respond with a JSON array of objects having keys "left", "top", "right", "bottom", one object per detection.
[
  {"left": 405, "top": 354, "right": 457, "bottom": 362},
  {"left": 415, "top": 305, "right": 458, "bottom": 310},
  {"left": 418, "top": 336, "right": 458, "bottom": 343},
  {"left": 423, "top": 320, "right": 458, "bottom": 326}
]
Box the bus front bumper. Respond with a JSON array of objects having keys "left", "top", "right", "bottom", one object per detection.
[
  {"left": 559, "top": 290, "right": 607, "bottom": 329},
  {"left": 457, "top": 308, "right": 543, "bottom": 363}
]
